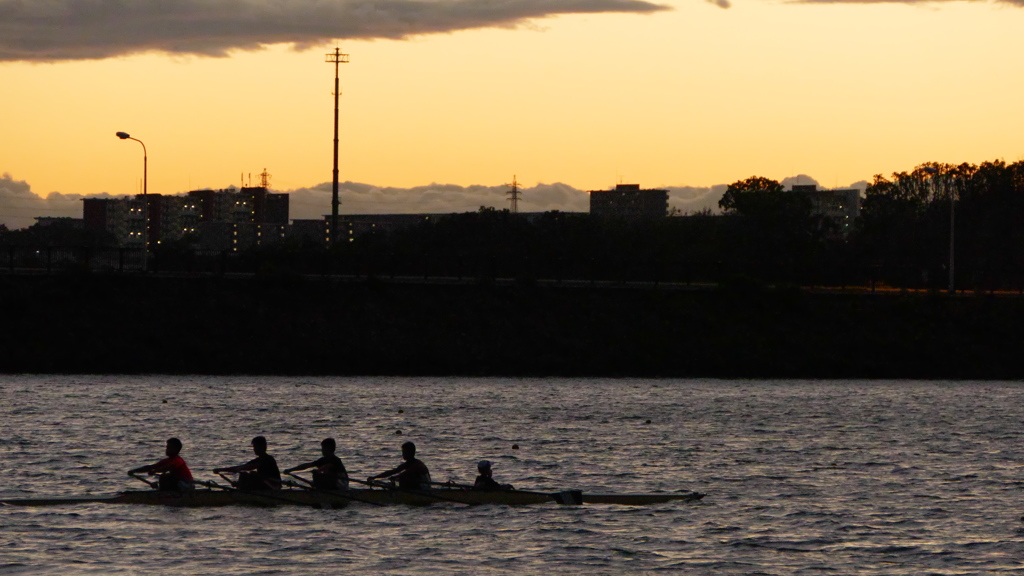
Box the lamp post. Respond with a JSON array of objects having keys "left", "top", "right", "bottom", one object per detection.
[
  {"left": 116, "top": 131, "right": 147, "bottom": 271},
  {"left": 924, "top": 166, "right": 954, "bottom": 294}
]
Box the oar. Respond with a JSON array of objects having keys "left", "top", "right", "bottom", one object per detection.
[
  {"left": 426, "top": 480, "right": 583, "bottom": 505},
  {"left": 352, "top": 477, "right": 394, "bottom": 489},
  {"left": 198, "top": 478, "right": 339, "bottom": 510},
  {"left": 284, "top": 472, "right": 383, "bottom": 507},
  {"left": 351, "top": 477, "right": 473, "bottom": 505},
  {"left": 428, "top": 480, "right": 474, "bottom": 490},
  {"left": 286, "top": 471, "right": 314, "bottom": 487},
  {"left": 130, "top": 473, "right": 159, "bottom": 489},
  {"left": 519, "top": 488, "right": 583, "bottom": 505}
]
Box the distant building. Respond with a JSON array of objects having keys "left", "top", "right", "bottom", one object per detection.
[
  {"left": 82, "top": 186, "right": 289, "bottom": 251},
  {"left": 291, "top": 213, "right": 448, "bottom": 246},
  {"left": 83, "top": 197, "right": 144, "bottom": 248},
  {"left": 589, "top": 184, "right": 669, "bottom": 220},
  {"left": 791, "top": 184, "right": 861, "bottom": 234},
  {"left": 32, "top": 217, "right": 83, "bottom": 229},
  {"left": 337, "top": 214, "right": 444, "bottom": 240},
  {"left": 290, "top": 219, "right": 330, "bottom": 245},
  {"left": 186, "top": 186, "right": 289, "bottom": 251},
  {"left": 291, "top": 211, "right": 582, "bottom": 247}
]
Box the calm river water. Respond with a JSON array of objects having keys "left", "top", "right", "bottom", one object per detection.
[{"left": 1, "top": 376, "right": 1023, "bottom": 574}]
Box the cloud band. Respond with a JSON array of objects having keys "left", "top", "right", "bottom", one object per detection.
[{"left": 0, "top": 0, "right": 670, "bottom": 62}]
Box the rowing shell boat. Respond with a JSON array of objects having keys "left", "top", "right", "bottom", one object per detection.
[{"left": 1, "top": 487, "right": 705, "bottom": 508}]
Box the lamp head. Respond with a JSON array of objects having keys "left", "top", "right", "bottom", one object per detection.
[{"left": 116, "top": 131, "right": 131, "bottom": 139}]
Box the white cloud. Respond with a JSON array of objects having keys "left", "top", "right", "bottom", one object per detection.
[
  {"left": 0, "top": 0, "right": 669, "bottom": 63},
  {"left": 665, "top": 185, "right": 728, "bottom": 214},
  {"left": 287, "top": 180, "right": 592, "bottom": 218},
  {"left": 291, "top": 181, "right": 734, "bottom": 218},
  {"left": 2, "top": 176, "right": 870, "bottom": 230}
]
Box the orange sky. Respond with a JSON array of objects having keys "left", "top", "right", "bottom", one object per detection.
[{"left": 2, "top": 0, "right": 1023, "bottom": 228}]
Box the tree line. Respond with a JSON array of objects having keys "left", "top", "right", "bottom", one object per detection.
[{"left": 4, "top": 158, "right": 1024, "bottom": 292}]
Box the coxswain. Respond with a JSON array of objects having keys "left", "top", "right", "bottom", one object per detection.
[
  {"left": 128, "top": 437, "right": 194, "bottom": 492},
  {"left": 473, "top": 460, "right": 513, "bottom": 491},
  {"left": 367, "top": 441, "right": 431, "bottom": 490},
  {"left": 283, "top": 438, "right": 349, "bottom": 491},
  {"left": 213, "top": 436, "right": 282, "bottom": 490}
]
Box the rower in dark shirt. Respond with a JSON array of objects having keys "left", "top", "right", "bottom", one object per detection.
[
  {"left": 473, "top": 460, "right": 513, "bottom": 491},
  {"left": 213, "top": 436, "right": 282, "bottom": 490},
  {"left": 128, "top": 437, "right": 194, "bottom": 492},
  {"left": 283, "top": 438, "right": 349, "bottom": 490},
  {"left": 367, "top": 441, "right": 431, "bottom": 490}
]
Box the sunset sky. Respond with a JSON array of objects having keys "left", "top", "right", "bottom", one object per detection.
[{"left": 1, "top": 0, "right": 1023, "bottom": 229}]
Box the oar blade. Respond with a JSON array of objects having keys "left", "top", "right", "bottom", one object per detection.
[{"left": 550, "top": 489, "right": 583, "bottom": 505}]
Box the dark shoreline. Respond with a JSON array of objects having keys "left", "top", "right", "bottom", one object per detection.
[{"left": 2, "top": 274, "right": 1022, "bottom": 379}]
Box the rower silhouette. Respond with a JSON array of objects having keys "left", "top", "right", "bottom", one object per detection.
[
  {"left": 213, "top": 436, "right": 282, "bottom": 490},
  {"left": 473, "top": 460, "right": 514, "bottom": 491},
  {"left": 368, "top": 441, "right": 431, "bottom": 490},
  {"left": 283, "top": 438, "right": 349, "bottom": 490}
]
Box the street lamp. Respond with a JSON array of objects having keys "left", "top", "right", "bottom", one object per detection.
[
  {"left": 923, "top": 166, "right": 954, "bottom": 294},
  {"left": 116, "top": 131, "right": 147, "bottom": 271}
]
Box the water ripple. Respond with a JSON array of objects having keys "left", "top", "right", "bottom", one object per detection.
[{"left": 2, "top": 377, "right": 1024, "bottom": 574}]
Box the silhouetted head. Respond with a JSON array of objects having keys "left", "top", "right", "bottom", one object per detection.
[
  {"left": 166, "top": 438, "right": 182, "bottom": 457},
  {"left": 251, "top": 436, "right": 268, "bottom": 455},
  {"left": 321, "top": 438, "right": 336, "bottom": 456},
  {"left": 401, "top": 441, "right": 416, "bottom": 461},
  {"left": 477, "top": 460, "right": 492, "bottom": 477}
]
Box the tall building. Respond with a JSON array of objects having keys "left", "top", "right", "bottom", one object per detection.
[
  {"left": 589, "top": 184, "right": 669, "bottom": 220},
  {"left": 187, "top": 186, "right": 290, "bottom": 251},
  {"left": 83, "top": 197, "right": 142, "bottom": 247}
]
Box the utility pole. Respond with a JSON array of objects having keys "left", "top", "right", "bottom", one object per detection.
[
  {"left": 326, "top": 47, "right": 350, "bottom": 244},
  {"left": 507, "top": 175, "right": 521, "bottom": 213}
]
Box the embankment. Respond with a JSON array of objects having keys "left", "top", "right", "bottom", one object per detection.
[{"left": 2, "top": 274, "right": 1020, "bottom": 379}]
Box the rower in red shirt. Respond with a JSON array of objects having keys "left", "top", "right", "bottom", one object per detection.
[{"left": 128, "top": 438, "right": 194, "bottom": 492}]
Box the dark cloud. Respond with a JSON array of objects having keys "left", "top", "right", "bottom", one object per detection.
[
  {"left": 0, "top": 173, "right": 89, "bottom": 229},
  {"left": 798, "top": 0, "right": 1023, "bottom": 4},
  {"left": 0, "top": 0, "right": 670, "bottom": 63}
]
